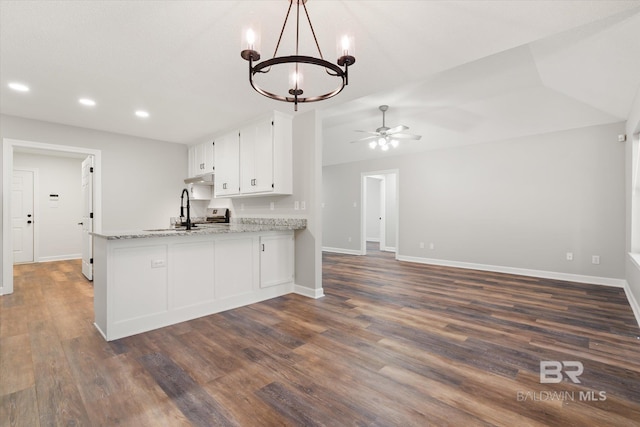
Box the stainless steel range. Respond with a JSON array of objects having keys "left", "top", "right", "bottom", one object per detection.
[{"left": 204, "top": 208, "right": 230, "bottom": 224}]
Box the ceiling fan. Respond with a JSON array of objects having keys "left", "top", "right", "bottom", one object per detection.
[{"left": 350, "top": 105, "right": 422, "bottom": 150}]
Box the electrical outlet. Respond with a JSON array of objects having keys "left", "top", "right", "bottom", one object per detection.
[
  {"left": 301, "top": 201, "right": 306, "bottom": 210},
  {"left": 592, "top": 255, "right": 600, "bottom": 265},
  {"left": 429, "top": 243, "right": 435, "bottom": 250},
  {"left": 353, "top": 201, "right": 357, "bottom": 208},
  {"left": 419, "top": 242, "right": 425, "bottom": 249},
  {"left": 566, "top": 252, "right": 573, "bottom": 261},
  {"left": 270, "top": 202, "right": 275, "bottom": 210},
  {"left": 348, "top": 237, "right": 352, "bottom": 242},
  {"left": 294, "top": 201, "right": 299, "bottom": 210}
]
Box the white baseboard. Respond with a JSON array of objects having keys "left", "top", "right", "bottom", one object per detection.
[
  {"left": 294, "top": 284, "right": 325, "bottom": 299},
  {"left": 38, "top": 254, "right": 82, "bottom": 263},
  {"left": 322, "top": 246, "right": 363, "bottom": 256},
  {"left": 382, "top": 246, "right": 396, "bottom": 253},
  {"left": 366, "top": 238, "right": 380, "bottom": 243},
  {"left": 396, "top": 255, "right": 628, "bottom": 288}
]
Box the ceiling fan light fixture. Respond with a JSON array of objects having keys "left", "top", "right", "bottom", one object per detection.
[
  {"left": 369, "top": 141, "right": 377, "bottom": 149},
  {"left": 390, "top": 139, "right": 399, "bottom": 148},
  {"left": 381, "top": 144, "right": 390, "bottom": 152},
  {"left": 241, "top": 0, "right": 355, "bottom": 111}
]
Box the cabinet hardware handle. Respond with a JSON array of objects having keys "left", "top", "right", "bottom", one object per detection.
[
  {"left": 223, "top": 183, "right": 227, "bottom": 189},
  {"left": 27, "top": 220, "right": 32, "bottom": 224},
  {"left": 261, "top": 244, "right": 265, "bottom": 252}
]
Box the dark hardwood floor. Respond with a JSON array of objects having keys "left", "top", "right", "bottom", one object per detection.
[{"left": 2, "top": 244, "right": 639, "bottom": 426}]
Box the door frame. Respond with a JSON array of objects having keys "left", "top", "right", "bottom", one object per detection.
[
  {"left": 2, "top": 138, "right": 102, "bottom": 295},
  {"left": 360, "top": 169, "right": 399, "bottom": 257},
  {"left": 12, "top": 167, "right": 39, "bottom": 264}
]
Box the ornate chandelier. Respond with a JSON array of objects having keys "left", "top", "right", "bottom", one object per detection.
[{"left": 240, "top": 0, "right": 355, "bottom": 111}]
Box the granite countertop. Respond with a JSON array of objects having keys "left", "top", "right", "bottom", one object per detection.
[{"left": 91, "top": 218, "right": 307, "bottom": 240}]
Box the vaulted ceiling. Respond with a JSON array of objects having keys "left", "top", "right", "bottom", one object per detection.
[{"left": 2, "top": 1, "right": 639, "bottom": 166}]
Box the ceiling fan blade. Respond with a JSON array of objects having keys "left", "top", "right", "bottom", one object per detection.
[
  {"left": 392, "top": 133, "right": 422, "bottom": 140},
  {"left": 349, "top": 135, "right": 379, "bottom": 143},
  {"left": 386, "top": 125, "right": 409, "bottom": 134},
  {"left": 354, "top": 130, "right": 381, "bottom": 136}
]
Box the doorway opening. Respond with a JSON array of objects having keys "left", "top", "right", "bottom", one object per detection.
[
  {"left": 2, "top": 139, "right": 102, "bottom": 295},
  {"left": 361, "top": 170, "right": 399, "bottom": 256}
]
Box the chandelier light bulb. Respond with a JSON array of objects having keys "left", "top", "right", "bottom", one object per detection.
[
  {"left": 391, "top": 139, "right": 399, "bottom": 148},
  {"left": 381, "top": 144, "right": 390, "bottom": 151},
  {"left": 246, "top": 29, "right": 257, "bottom": 50},
  {"left": 289, "top": 66, "right": 303, "bottom": 90},
  {"left": 369, "top": 141, "right": 377, "bottom": 149}
]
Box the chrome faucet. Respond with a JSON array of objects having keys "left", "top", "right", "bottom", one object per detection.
[{"left": 180, "top": 188, "right": 191, "bottom": 230}]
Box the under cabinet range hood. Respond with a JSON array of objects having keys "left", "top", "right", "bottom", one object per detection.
[{"left": 184, "top": 173, "right": 214, "bottom": 185}]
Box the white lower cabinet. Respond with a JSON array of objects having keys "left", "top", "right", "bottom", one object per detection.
[
  {"left": 94, "top": 230, "right": 295, "bottom": 341},
  {"left": 260, "top": 233, "right": 294, "bottom": 288}
]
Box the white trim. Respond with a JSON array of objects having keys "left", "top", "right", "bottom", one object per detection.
[
  {"left": 38, "top": 254, "right": 82, "bottom": 263},
  {"left": 293, "top": 284, "right": 325, "bottom": 299},
  {"left": 396, "top": 255, "right": 627, "bottom": 288},
  {"left": 623, "top": 280, "right": 640, "bottom": 328},
  {"left": 2, "top": 138, "right": 102, "bottom": 296},
  {"left": 322, "top": 246, "right": 363, "bottom": 255},
  {"left": 382, "top": 246, "right": 397, "bottom": 253},
  {"left": 366, "top": 238, "right": 381, "bottom": 243},
  {"left": 630, "top": 252, "right": 640, "bottom": 270}
]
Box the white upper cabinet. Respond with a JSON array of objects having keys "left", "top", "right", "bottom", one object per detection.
[
  {"left": 188, "top": 140, "right": 215, "bottom": 178},
  {"left": 240, "top": 118, "right": 274, "bottom": 194},
  {"left": 214, "top": 111, "right": 292, "bottom": 198},
  {"left": 214, "top": 131, "right": 240, "bottom": 197}
]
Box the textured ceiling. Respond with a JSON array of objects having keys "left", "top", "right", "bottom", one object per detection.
[{"left": 1, "top": 1, "right": 640, "bottom": 166}]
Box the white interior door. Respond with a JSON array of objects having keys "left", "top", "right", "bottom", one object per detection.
[
  {"left": 12, "top": 169, "right": 34, "bottom": 263},
  {"left": 81, "top": 156, "right": 94, "bottom": 280}
]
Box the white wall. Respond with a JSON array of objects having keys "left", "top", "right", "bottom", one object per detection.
[
  {"left": 1, "top": 114, "right": 188, "bottom": 290},
  {"left": 14, "top": 152, "right": 83, "bottom": 261},
  {"left": 324, "top": 121, "right": 627, "bottom": 281}
]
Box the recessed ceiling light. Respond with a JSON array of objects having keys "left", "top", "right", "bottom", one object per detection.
[
  {"left": 8, "top": 82, "right": 30, "bottom": 92},
  {"left": 135, "top": 110, "right": 150, "bottom": 118},
  {"left": 79, "top": 98, "right": 96, "bottom": 107}
]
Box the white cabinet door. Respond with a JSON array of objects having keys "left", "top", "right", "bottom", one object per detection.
[
  {"left": 240, "top": 119, "right": 273, "bottom": 194},
  {"left": 187, "top": 145, "right": 197, "bottom": 178},
  {"left": 214, "top": 131, "right": 240, "bottom": 197},
  {"left": 203, "top": 140, "right": 215, "bottom": 174},
  {"left": 260, "top": 232, "right": 294, "bottom": 288}
]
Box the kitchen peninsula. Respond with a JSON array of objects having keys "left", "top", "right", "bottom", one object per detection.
[{"left": 91, "top": 218, "right": 305, "bottom": 341}]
